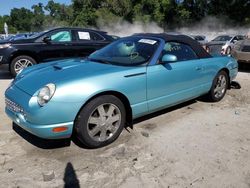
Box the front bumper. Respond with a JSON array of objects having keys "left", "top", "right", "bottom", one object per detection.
[
  {"left": 5, "top": 85, "right": 74, "bottom": 139},
  {"left": 5, "top": 108, "right": 73, "bottom": 139}
]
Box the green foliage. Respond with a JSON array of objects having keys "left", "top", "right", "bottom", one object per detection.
[
  {"left": 95, "top": 8, "right": 122, "bottom": 27},
  {"left": 45, "top": 0, "right": 62, "bottom": 18},
  {"left": 9, "top": 8, "right": 33, "bottom": 32},
  {"left": 32, "top": 3, "right": 45, "bottom": 31},
  {"left": 0, "top": 0, "right": 249, "bottom": 34}
]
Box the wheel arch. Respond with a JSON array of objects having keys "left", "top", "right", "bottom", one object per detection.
[
  {"left": 74, "top": 90, "right": 133, "bottom": 130},
  {"left": 9, "top": 50, "right": 39, "bottom": 67}
]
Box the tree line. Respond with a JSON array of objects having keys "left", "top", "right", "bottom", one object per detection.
[{"left": 0, "top": 0, "right": 249, "bottom": 33}]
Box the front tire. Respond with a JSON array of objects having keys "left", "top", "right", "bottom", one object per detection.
[
  {"left": 75, "top": 95, "right": 126, "bottom": 148},
  {"left": 208, "top": 70, "right": 229, "bottom": 102},
  {"left": 225, "top": 47, "right": 232, "bottom": 55},
  {"left": 10, "top": 55, "right": 37, "bottom": 77}
]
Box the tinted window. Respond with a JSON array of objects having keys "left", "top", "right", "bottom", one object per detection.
[
  {"left": 236, "top": 35, "right": 245, "bottom": 41},
  {"left": 162, "top": 42, "right": 198, "bottom": 61},
  {"left": 90, "top": 32, "right": 105, "bottom": 41},
  {"left": 50, "top": 31, "right": 71, "bottom": 42},
  {"left": 194, "top": 36, "right": 205, "bottom": 41}
]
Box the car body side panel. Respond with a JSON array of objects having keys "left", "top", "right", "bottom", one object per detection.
[
  {"left": 202, "top": 56, "right": 238, "bottom": 89},
  {"left": 147, "top": 59, "right": 208, "bottom": 112}
]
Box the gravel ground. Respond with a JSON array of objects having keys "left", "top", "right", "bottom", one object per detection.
[{"left": 0, "top": 64, "right": 250, "bottom": 188}]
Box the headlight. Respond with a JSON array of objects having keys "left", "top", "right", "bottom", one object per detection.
[
  {"left": 0, "top": 43, "right": 11, "bottom": 49},
  {"left": 37, "top": 83, "right": 56, "bottom": 106}
]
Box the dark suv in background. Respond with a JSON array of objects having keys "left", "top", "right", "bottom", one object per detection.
[{"left": 0, "top": 27, "right": 117, "bottom": 76}]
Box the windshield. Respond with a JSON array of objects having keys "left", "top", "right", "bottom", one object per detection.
[
  {"left": 88, "top": 37, "right": 159, "bottom": 66},
  {"left": 212, "top": 35, "right": 232, "bottom": 41},
  {"left": 194, "top": 36, "right": 205, "bottom": 41},
  {"left": 27, "top": 31, "right": 46, "bottom": 39}
]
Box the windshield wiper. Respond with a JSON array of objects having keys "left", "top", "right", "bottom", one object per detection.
[{"left": 87, "top": 57, "right": 111, "bottom": 65}]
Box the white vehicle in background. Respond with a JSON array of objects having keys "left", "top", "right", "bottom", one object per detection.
[
  {"left": 221, "top": 35, "right": 246, "bottom": 55},
  {"left": 206, "top": 35, "right": 245, "bottom": 55}
]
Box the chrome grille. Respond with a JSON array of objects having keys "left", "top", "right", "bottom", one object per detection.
[{"left": 5, "top": 98, "right": 25, "bottom": 116}]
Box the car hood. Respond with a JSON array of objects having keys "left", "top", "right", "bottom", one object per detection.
[
  {"left": 0, "top": 40, "right": 10, "bottom": 44},
  {"left": 0, "top": 38, "right": 34, "bottom": 44},
  {"left": 207, "top": 41, "right": 226, "bottom": 46},
  {"left": 13, "top": 58, "right": 135, "bottom": 95}
]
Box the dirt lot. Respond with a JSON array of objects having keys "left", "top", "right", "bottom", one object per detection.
[{"left": 0, "top": 64, "right": 250, "bottom": 188}]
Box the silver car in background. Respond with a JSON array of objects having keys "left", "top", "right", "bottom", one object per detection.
[
  {"left": 232, "top": 38, "right": 250, "bottom": 64},
  {"left": 206, "top": 35, "right": 245, "bottom": 55}
]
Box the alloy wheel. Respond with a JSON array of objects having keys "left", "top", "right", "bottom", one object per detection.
[
  {"left": 14, "top": 59, "right": 33, "bottom": 74},
  {"left": 214, "top": 74, "right": 227, "bottom": 99},
  {"left": 87, "top": 103, "right": 121, "bottom": 142}
]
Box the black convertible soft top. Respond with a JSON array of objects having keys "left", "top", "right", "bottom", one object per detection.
[{"left": 135, "top": 33, "right": 212, "bottom": 59}]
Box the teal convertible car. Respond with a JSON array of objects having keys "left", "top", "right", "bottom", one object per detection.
[{"left": 5, "top": 33, "right": 238, "bottom": 148}]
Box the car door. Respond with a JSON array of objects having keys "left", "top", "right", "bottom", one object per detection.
[
  {"left": 37, "top": 29, "right": 73, "bottom": 62},
  {"left": 147, "top": 42, "right": 208, "bottom": 111}
]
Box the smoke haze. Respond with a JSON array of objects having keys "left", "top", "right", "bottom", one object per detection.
[
  {"left": 97, "top": 20, "right": 164, "bottom": 37},
  {"left": 98, "top": 16, "right": 250, "bottom": 41}
]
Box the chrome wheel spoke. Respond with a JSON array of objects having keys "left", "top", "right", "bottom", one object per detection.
[
  {"left": 108, "top": 125, "right": 117, "bottom": 133},
  {"left": 87, "top": 103, "right": 122, "bottom": 142},
  {"left": 100, "top": 129, "right": 107, "bottom": 141},
  {"left": 89, "top": 117, "right": 101, "bottom": 125},
  {"left": 214, "top": 86, "right": 220, "bottom": 93},
  {"left": 221, "top": 78, "right": 226, "bottom": 88},
  {"left": 15, "top": 66, "right": 22, "bottom": 72},
  {"left": 106, "top": 105, "right": 115, "bottom": 117},
  {"left": 14, "top": 61, "right": 23, "bottom": 71},
  {"left": 14, "top": 59, "right": 33, "bottom": 73},
  {"left": 16, "top": 61, "right": 23, "bottom": 68},
  {"left": 108, "top": 114, "right": 120, "bottom": 124},
  {"left": 97, "top": 105, "right": 106, "bottom": 121},
  {"left": 89, "top": 126, "right": 101, "bottom": 137},
  {"left": 24, "top": 60, "right": 31, "bottom": 67}
]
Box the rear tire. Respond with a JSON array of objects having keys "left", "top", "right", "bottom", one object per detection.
[
  {"left": 10, "top": 55, "right": 37, "bottom": 77},
  {"left": 208, "top": 70, "right": 229, "bottom": 102},
  {"left": 75, "top": 95, "right": 126, "bottom": 148}
]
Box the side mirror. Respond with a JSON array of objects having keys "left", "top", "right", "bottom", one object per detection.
[
  {"left": 161, "top": 54, "right": 177, "bottom": 63},
  {"left": 43, "top": 36, "right": 51, "bottom": 43}
]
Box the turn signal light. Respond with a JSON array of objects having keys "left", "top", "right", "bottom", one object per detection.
[{"left": 52, "top": 127, "right": 68, "bottom": 133}]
